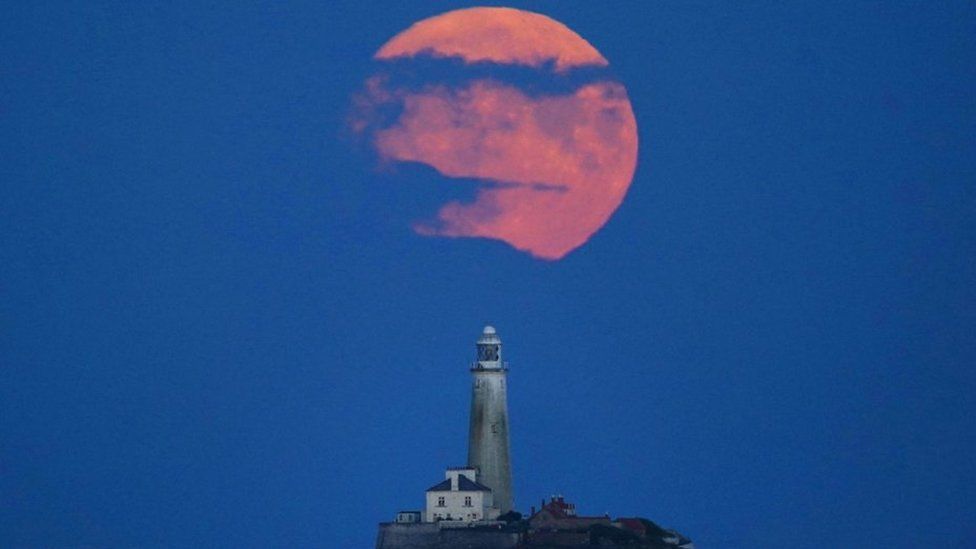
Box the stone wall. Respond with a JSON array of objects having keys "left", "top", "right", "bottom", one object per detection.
[{"left": 375, "top": 523, "right": 519, "bottom": 549}]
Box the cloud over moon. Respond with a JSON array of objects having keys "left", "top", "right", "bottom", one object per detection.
[
  {"left": 375, "top": 7, "right": 608, "bottom": 72},
  {"left": 352, "top": 8, "right": 638, "bottom": 260},
  {"left": 373, "top": 80, "right": 637, "bottom": 260}
]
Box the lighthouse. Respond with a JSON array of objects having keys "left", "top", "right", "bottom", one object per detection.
[{"left": 467, "top": 325, "right": 514, "bottom": 514}]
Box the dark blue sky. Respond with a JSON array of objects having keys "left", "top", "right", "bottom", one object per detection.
[{"left": 2, "top": 2, "right": 974, "bottom": 547}]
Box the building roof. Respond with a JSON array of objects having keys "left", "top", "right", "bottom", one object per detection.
[
  {"left": 426, "top": 475, "right": 492, "bottom": 492},
  {"left": 530, "top": 497, "right": 610, "bottom": 525},
  {"left": 537, "top": 496, "right": 576, "bottom": 518}
]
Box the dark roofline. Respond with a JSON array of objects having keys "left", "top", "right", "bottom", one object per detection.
[
  {"left": 458, "top": 475, "right": 492, "bottom": 492},
  {"left": 425, "top": 476, "right": 492, "bottom": 492},
  {"left": 426, "top": 479, "right": 452, "bottom": 492}
]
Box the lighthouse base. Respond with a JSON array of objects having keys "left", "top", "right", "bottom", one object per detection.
[{"left": 375, "top": 522, "right": 519, "bottom": 549}]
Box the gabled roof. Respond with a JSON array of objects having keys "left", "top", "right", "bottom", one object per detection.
[
  {"left": 536, "top": 498, "right": 574, "bottom": 519},
  {"left": 530, "top": 498, "right": 609, "bottom": 525},
  {"left": 426, "top": 475, "right": 492, "bottom": 492}
]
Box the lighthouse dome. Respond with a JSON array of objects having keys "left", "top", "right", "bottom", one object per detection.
[{"left": 477, "top": 326, "right": 501, "bottom": 346}]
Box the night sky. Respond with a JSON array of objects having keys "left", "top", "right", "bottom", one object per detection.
[{"left": 2, "top": 2, "right": 975, "bottom": 547}]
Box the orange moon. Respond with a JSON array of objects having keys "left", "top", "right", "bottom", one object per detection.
[{"left": 355, "top": 7, "right": 638, "bottom": 260}]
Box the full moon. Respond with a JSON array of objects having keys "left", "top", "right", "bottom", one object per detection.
[{"left": 350, "top": 7, "right": 638, "bottom": 260}]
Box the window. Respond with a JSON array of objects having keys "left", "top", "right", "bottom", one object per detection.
[
  {"left": 464, "top": 496, "right": 472, "bottom": 507},
  {"left": 437, "top": 496, "right": 445, "bottom": 507},
  {"left": 478, "top": 344, "right": 499, "bottom": 361}
]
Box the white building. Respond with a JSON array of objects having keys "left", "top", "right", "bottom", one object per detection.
[{"left": 425, "top": 467, "right": 500, "bottom": 523}]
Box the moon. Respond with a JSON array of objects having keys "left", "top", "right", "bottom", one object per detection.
[{"left": 350, "top": 7, "right": 638, "bottom": 260}]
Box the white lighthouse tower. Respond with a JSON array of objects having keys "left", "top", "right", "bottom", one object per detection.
[{"left": 467, "top": 325, "right": 514, "bottom": 514}]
